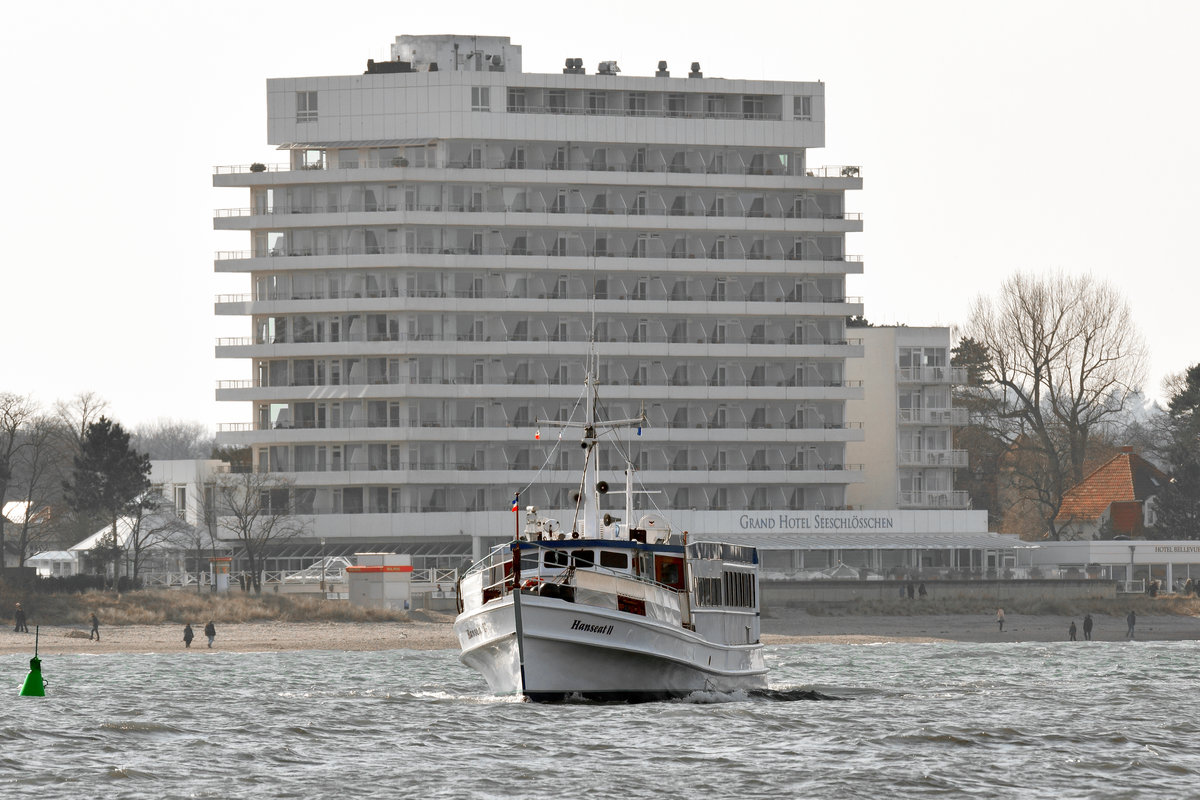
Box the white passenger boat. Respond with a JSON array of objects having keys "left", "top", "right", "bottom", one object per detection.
[{"left": 453, "top": 362, "right": 767, "bottom": 702}]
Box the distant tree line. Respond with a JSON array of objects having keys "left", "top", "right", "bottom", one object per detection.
[{"left": 0, "top": 391, "right": 217, "bottom": 569}]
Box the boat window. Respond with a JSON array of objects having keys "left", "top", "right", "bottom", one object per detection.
[
  {"left": 655, "top": 556, "right": 686, "bottom": 590},
  {"left": 722, "top": 570, "right": 755, "bottom": 608},
  {"left": 572, "top": 550, "right": 595, "bottom": 568},
  {"left": 544, "top": 550, "right": 569, "bottom": 568},
  {"left": 599, "top": 551, "right": 628, "bottom": 570},
  {"left": 694, "top": 576, "right": 722, "bottom": 607}
]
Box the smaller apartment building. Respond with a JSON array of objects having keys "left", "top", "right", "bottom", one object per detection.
[{"left": 845, "top": 327, "right": 968, "bottom": 511}]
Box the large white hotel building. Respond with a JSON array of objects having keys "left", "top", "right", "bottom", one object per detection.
[{"left": 213, "top": 34, "right": 874, "bottom": 563}]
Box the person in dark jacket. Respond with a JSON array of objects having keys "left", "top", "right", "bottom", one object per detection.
[
  {"left": 183, "top": 624, "right": 194, "bottom": 648},
  {"left": 1083, "top": 614, "right": 1094, "bottom": 641},
  {"left": 14, "top": 603, "right": 28, "bottom": 633},
  {"left": 90, "top": 613, "right": 100, "bottom": 641},
  {"left": 1126, "top": 610, "right": 1137, "bottom": 639},
  {"left": 204, "top": 621, "right": 216, "bottom": 648},
  {"left": 1068, "top": 620, "right": 1077, "bottom": 641}
]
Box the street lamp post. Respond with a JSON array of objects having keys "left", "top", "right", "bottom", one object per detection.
[{"left": 320, "top": 538, "right": 327, "bottom": 595}]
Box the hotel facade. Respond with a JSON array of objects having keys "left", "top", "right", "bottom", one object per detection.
[{"left": 213, "top": 35, "right": 866, "bottom": 562}]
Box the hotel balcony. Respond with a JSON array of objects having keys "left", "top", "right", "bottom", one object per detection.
[
  {"left": 212, "top": 162, "right": 864, "bottom": 192},
  {"left": 897, "top": 407, "right": 968, "bottom": 426},
  {"left": 897, "top": 449, "right": 969, "bottom": 468},
  {"left": 898, "top": 490, "right": 972, "bottom": 510},
  {"left": 897, "top": 366, "right": 967, "bottom": 385}
]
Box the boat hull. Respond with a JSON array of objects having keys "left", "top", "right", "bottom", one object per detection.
[{"left": 455, "top": 594, "right": 767, "bottom": 701}]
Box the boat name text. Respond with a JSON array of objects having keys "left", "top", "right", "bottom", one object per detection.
[
  {"left": 570, "top": 619, "right": 615, "bottom": 635},
  {"left": 739, "top": 513, "right": 896, "bottom": 531}
]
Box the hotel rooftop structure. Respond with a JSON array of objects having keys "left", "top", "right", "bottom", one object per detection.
[{"left": 213, "top": 34, "right": 866, "bottom": 562}]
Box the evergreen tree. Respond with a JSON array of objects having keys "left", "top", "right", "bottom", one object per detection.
[
  {"left": 63, "top": 417, "right": 151, "bottom": 584},
  {"left": 1156, "top": 364, "right": 1200, "bottom": 538}
]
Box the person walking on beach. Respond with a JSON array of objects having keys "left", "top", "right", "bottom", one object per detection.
[
  {"left": 204, "top": 621, "right": 216, "bottom": 648},
  {"left": 997, "top": 608, "right": 1005, "bottom": 632},
  {"left": 1083, "top": 614, "right": 1094, "bottom": 641},
  {"left": 918, "top": 583, "right": 928, "bottom": 599},
  {"left": 183, "top": 624, "right": 194, "bottom": 648},
  {"left": 907, "top": 582, "right": 915, "bottom": 600},
  {"left": 90, "top": 613, "right": 100, "bottom": 641},
  {"left": 1126, "top": 610, "right": 1136, "bottom": 639},
  {"left": 14, "top": 603, "right": 28, "bottom": 633},
  {"left": 1069, "top": 620, "right": 1077, "bottom": 641}
]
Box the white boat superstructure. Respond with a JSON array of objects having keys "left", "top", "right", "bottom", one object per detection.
[{"left": 454, "top": 363, "right": 767, "bottom": 701}]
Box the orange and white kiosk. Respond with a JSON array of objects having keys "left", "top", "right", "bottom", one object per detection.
[
  {"left": 209, "top": 556, "right": 233, "bottom": 593},
  {"left": 346, "top": 553, "right": 413, "bottom": 610}
]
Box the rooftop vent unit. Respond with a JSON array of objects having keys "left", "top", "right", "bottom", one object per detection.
[
  {"left": 428, "top": 61, "right": 438, "bottom": 71},
  {"left": 689, "top": 61, "right": 703, "bottom": 78},
  {"left": 487, "top": 54, "right": 504, "bottom": 71},
  {"left": 365, "top": 59, "right": 415, "bottom": 75},
  {"left": 563, "top": 57, "right": 585, "bottom": 74},
  {"left": 597, "top": 60, "right": 620, "bottom": 76},
  {"left": 655, "top": 60, "right": 670, "bottom": 78}
]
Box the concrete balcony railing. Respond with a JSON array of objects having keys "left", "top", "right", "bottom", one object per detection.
[
  {"left": 898, "top": 449, "right": 968, "bottom": 468},
  {"left": 897, "top": 407, "right": 968, "bottom": 426},
  {"left": 213, "top": 161, "right": 862, "bottom": 179},
  {"left": 897, "top": 366, "right": 967, "bottom": 385},
  {"left": 898, "top": 490, "right": 972, "bottom": 510}
]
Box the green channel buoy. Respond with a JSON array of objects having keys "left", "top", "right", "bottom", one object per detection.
[{"left": 19, "top": 626, "right": 46, "bottom": 697}]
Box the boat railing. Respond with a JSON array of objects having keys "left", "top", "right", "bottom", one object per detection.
[{"left": 460, "top": 539, "right": 686, "bottom": 624}]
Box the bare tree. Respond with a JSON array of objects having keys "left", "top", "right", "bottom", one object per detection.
[
  {"left": 54, "top": 391, "right": 109, "bottom": 449},
  {"left": 0, "top": 392, "right": 39, "bottom": 565},
  {"left": 8, "top": 415, "right": 63, "bottom": 565},
  {"left": 966, "top": 272, "right": 1148, "bottom": 538},
  {"left": 174, "top": 486, "right": 221, "bottom": 593},
  {"left": 212, "top": 471, "right": 307, "bottom": 593},
  {"left": 121, "top": 489, "right": 194, "bottom": 583},
  {"left": 131, "top": 419, "right": 215, "bottom": 460}
]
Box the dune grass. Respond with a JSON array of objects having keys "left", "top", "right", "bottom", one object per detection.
[{"left": 1, "top": 588, "right": 411, "bottom": 627}]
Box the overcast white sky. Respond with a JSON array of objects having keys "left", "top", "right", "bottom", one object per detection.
[{"left": 2, "top": 0, "right": 1196, "bottom": 431}]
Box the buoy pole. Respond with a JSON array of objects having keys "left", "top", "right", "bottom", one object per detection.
[{"left": 19, "top": 626, "right": 45, "bottom": 697}]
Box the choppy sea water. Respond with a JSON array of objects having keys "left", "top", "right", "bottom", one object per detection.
[{"left": 2, "top": 641, "right": 1198, "bottom": 799}]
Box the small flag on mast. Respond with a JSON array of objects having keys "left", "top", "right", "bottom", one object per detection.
[{"left": 511, "top": 492, "right": 520, "bottom": 512}]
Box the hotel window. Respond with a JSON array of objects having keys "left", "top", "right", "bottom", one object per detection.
[
  {"left": 506, "top": 88, "right": 526, "bottom": 111},
  {"left": 546, "top": 90, "right": 566, "bottom": 110},
  {"left": 793, "top": 95, "right": 812, "bottom": 120},
  {"left": 742, "top": 95, "right": 764, "bottom": 119},
  {"left": 587, "top": 91, "right": 607, "bottom": 113},
  {"left": 471, "top": 87, "right": 491, "bottom": 111},
  {"left": 296, "top": 91, "right": 318, "bottom": 122},
  {"left": 666, "top": 93, "right": 686, "bottom": 117},
  {"left": 626, "top": 92, "right": 646, "bottom": 116}
]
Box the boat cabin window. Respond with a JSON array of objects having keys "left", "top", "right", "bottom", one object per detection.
[
  {"left": 694, "top": 576, "right": 722, "bottom": 607},
  {"left": 572, "top": 550, "right": 595, "bottom": 568},
  {"left": 599, "top": 551, "right": 628, "bottom": 570},
  {"left": 722, "top": 570, "right": 755, "bottom": 608},
  {"left": 655, "top": 555, "right": 686, "bottom": 590},
  {"left": 543, "top": 550, "right": 569, "bottom": 568}
]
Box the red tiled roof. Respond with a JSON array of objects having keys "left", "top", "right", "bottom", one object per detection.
[{"left": 1056, "top": 451, "right": 1168, "bottom": 524}]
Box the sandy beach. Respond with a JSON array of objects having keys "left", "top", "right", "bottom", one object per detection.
[{"left": 2, "top": 609, "right": 1197, "bottom": 656}]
